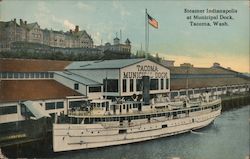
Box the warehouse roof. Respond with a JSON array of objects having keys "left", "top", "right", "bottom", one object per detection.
[
  {"left": 0, "top": 58, "right": 71, "bottom": 72},
  {"left": 0, "top": 80, "right": 82, "bottom": 103},
  {"left": 54, "top": 71, "right": 101, "bottom": 86},
  {"left": 66, "top": 58, "right": 146, "bottom": 70},
  {"left": 168, "top": 66, "right": 236, "bottom": 75},
  {"left": 170, "top": 77, "right": 250, "bottom": 90}
]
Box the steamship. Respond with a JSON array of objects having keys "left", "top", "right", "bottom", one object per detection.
[{"left": 53, "top": 76, "right": 221, "bottom": 152}]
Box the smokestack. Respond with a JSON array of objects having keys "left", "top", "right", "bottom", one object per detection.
[
  {"left": 75, "top": 25, "right": 79, "bottom": 32},
  {"left": 142, "top": 76, "right": 150, "bottom": 105},
  {"left": 24, "top": 21, "right": 27, "bottom": 25},
  {"left": 70, "top": 29, "right": 72, "bottom": 34},
  {"left": 13, "top": 18, "right": 16, "bottom": 23}
]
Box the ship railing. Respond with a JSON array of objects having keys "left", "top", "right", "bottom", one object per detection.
[{"left": 68, "top": 110, "right": 91, "bottom": 116}]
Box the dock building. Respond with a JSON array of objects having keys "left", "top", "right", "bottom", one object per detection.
[{"left": 0, "top": 58, "right": 249, "bottom": 146}]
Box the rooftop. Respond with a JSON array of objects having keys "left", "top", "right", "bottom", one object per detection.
[
  {"left": 66, "top": 58, "right": 146, "bottom": 70},
  {"left": 0, "top": 80, "right": 82, "bottom": 103},
  {"left": 168, "top": 66, "right": 236, "bottom": 75},
  {"left": 170, "top": 77, "right": 250, "bottom": 90},
  {"left": 0, "top": 58, "right": 71, "bottom": 72},
  {"left": 54, "top": 71, "right": 101, "bottom": 86}
]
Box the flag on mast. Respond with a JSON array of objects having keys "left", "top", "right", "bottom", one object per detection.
[{"left": 147, "top": 13, "right": 158, "bottom": 29}]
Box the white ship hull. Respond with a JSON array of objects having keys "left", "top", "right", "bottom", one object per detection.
[{"left": 53, "top": 108, "right": 221, "bottom": 152}]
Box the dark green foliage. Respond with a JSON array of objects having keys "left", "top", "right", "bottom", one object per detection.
[{"left": 0, "top": 51, "right": 102, "bottom": 61}]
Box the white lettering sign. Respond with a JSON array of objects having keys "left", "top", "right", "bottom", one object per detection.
[{"left": 123, "top": 64, "right": 168, "bottom": 79}]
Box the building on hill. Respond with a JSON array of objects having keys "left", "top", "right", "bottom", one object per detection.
[
  {"left": 0, "top": 19, "right": 93, "bottom": 52},
  {"left": 96, "top": 37, "right": 131, "bottom": 59}
]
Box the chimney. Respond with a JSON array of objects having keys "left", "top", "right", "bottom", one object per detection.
[
  {"left": 70, "top": 29, "right": 72, "bottom": 34},
  {"left": 20, "top": 19, "right": 23, "bottom": 26},
  {"left": 24, "top": 21, "right": 27, "bottom": 25},
  {"left": 142, "top": 76, "right": 150, "bottom": 105},
  {"left": 13, "top": 18, "right": 16, "bottom": 23},
  {"left": 75, "top": 25, "right": 79, "bottom": 32}
]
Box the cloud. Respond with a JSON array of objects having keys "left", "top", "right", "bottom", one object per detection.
[
  {"left": 160, "top": 51, "right": 249, "bottom": 73},
  {"left": 38, "top": 1, "right": 50, "bottom": 14},
  {"left": 35, "top": 2, "right": 76, "bottom": 31},
  {"left": 35, "top": 2, "right": 63, "bottom": 29},
  {"left": 77, "top": 2, "right": 95, "bottom": 11},
  {"left": 63, "top": 19, "right": 75, "bottom": 30},
  {"left": 112, "top": 0, "right": 130, "bottom": 17},
  {"left": 121, "top": 10, "right": 130, "bottom": 16},
  {"left": 92, "top": 32, "right": 102, "bottom": 45}
]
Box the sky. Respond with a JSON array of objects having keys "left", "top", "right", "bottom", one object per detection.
[{"left": 0, "top": 0, "right": 249, "bottom": 73}]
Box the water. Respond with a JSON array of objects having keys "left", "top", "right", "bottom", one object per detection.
[
  {"left": 54, "top": 106, "right": 249, "bottom": 159},
  {"left": 3, "top": 106, "right": 249, "bottom": 159}
]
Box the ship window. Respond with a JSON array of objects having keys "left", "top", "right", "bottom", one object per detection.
[
  {"left": 180, "top": 91, "right": 186, "bottom": 95},
  {"left": 56, "top": 102, "right": 64, "bottom": 109},
  {"left": 133, "top": 103, "right": 137, "bottom": 108},
  {"left": 122, "top": 79, "right": 127, "bottom": 92},
  {"left": 139, "top": 115, "right": 144, "bottom": 119},
  {"left": 194, "top": 89, "right": 200, "bottom": 94},
  {"left": 95, "top": 118, "right": 101, "bottom": 122},
  {"left": 130, "top": 79, "right": 134, "bottom": 92},
  {"left": 0, "top": 105, "right": 17, "bottom": 115},
  {"left": 150, "top": 79, "right": 158, "bottom": 90},
  {"left": 103, "top": 79, "right": 118, "bottom": 92},
  {"left": 162, "top": 124, "right": 168, "bottom": 128},
  {"left": 97, "top": 103, "right": 100, "bottom": 108},
  {"left": 161, "top": 79, "right": 164, "bottom": 90},
  {"left": 119, "top": 129, "right": 127, "bottom": 134},
  {"left": 171, "top": 92, "right": 178, "bottom": 98},
  {"left": 166, "top": 79, "right": 169, "bottom": 89},
  {"left": 102, "top": 102, "right": 105, "bottom": 108},
  {"left": 136, "top": 79, "right": 142, "bottom": 91},
  {"left": 89, "top": 86, "right": 101, "bottom": 93},
  {"left": 173, "top": 112, "right": 177, "bottom": 116},
  {"left": 45, "top": 102, "right": 55, "bottom": 110},
  {"left": 188, "top": 90, "right": 193, "bottom": 95},
  {"left": 69, "top": 101, "right": 86, "bottom": 108}
]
